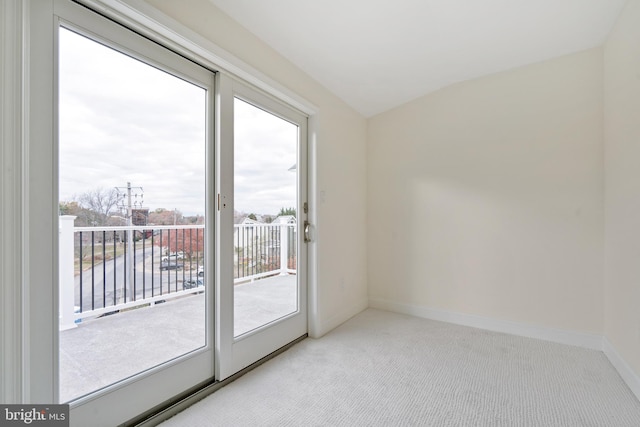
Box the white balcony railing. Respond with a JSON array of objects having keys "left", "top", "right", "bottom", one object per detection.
[{"left": 58, "top": 216, "right": 296, "bottom": 331}]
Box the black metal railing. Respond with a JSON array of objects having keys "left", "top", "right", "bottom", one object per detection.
[
  {"left": 72, "top": 225, "right": 205, "bottom": 316},
  {"left": 60, "top": 220, "right": 298, "bottom": 324}
]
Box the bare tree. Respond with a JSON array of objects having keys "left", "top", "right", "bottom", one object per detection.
[{"left": 75, "top": 187, "right": 120, "bottom": 225}]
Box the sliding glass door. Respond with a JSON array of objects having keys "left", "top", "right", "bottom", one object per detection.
[
  {"left": 27, "top": 1, "right": 309, "bottom": 425},
  {"left": 53, "top": 2, "right": 215, "bottom": 425}
]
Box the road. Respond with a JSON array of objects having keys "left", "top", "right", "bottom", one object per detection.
[{"left": 74, "top": 249, "right": 204, "bottom": 312}]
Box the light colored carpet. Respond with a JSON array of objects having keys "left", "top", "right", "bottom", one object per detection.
[{"left": 160, "top": 309, "right": 640, "bottom": 426}]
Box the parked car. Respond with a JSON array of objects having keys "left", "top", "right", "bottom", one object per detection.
[
  {"left": 160, "top": 261, "right": 182, "bottom": 271},
  {"left": 197, "top": 266, "right": 204, "bottom": 277},
  {"left": 183, "top": 279, "right": 203, "bottom": 289},
  {"left": 161, "top": 252, "right": 184, "bottom": 263}
]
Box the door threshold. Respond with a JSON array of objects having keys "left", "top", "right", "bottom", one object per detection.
[{"left": 125, "top": 334, "right": 308, "bottom": 427}]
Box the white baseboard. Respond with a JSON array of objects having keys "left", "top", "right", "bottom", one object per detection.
[
  {"left": 312, "top": 296, "right": 368, "bottom": 338},
  {"left": 368, "top": 298, "right": 640, "bottom": 403},
  {"left": 603, "top": 338, "right": 640, "bottom": 402},
  {"left": 368, "top": 298, "right": 604, "bottom": 350}
]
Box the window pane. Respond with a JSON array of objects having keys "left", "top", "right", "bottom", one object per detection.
[
  {"left": 233, "top": 98, "right": 298, "bottom": 337},
  {"left": 58, "top": 27, "right": 207, "bottom": 402}
]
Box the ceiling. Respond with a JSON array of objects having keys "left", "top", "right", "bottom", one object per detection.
[{"left": 208, "top": 0, "right": 627, "bottom": 117}]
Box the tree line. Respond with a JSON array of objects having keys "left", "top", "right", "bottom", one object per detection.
[
  {"left": 59, "top": 187, "right": 203, "bottom": 227},
  {"left": 60, "top": 187, "right": 294, "bottom": 227}
]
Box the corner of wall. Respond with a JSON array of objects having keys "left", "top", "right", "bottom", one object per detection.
[
  {"left": 604, "top": 337, "right": 640, "bottom": 402},
  {"left": 311, "top": 296, "right": 368, "bottom": 339},
  {"left": 602, "top": 0, "right": 640, "bottom": 401}
]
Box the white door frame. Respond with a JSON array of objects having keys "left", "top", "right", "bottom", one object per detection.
[
  {"left": 0, "top": 0, "right": 27, "bottom": 405},
  {"left": 3, "top": 0, "right": 319, "bottom": 417},
  {"left": 217, "top": 76, "right": 309, "bottom": 379}
]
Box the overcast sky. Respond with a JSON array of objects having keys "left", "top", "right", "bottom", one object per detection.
[
  {"left": 59, "top": 28, "right": 297, "bottom": 218},
  {"left": 234, "top": 98, "right": 297, "bottom": 216}
]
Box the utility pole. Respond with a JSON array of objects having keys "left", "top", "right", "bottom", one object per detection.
[{"left": 115, "top": 182, "right": 144, "bottom": 302}]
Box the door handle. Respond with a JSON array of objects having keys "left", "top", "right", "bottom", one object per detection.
[{"left": 304, "top": 220, "right": 312, "bottom": 243}]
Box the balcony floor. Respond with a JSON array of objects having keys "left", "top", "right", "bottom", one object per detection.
[{"left": 59, "top": 274, "right": 297, "bottom": 403}]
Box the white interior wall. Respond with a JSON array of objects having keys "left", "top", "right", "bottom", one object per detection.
[
  {"left": 367, "top": 48, "right": 605, "bottom": 335},
  {"left": 145, "top": 0, "right": 369, "bottom": 336},
  {"left": 144, "top": 0, "right": 640, "bottom": 399},
  {"left": 604, "top": 0, "right": 640, "bottom": 382},
  {"left": 2, "top": 0, "right": 638, "bottom": 409}
]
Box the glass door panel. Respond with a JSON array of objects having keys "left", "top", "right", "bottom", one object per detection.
[
  {"left": 217, "top": 78, "right": 307, "bottom": 380},
  {"left": 56, "top": 4, "right": 214, "bottom": 416},
  {"left": 233, "top": 98, "right": 299, "bottom": 337}
]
